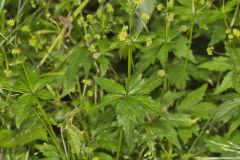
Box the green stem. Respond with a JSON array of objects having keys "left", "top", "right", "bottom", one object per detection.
[
  {"left": 116, "top": 127, "right": 123, "bottom": 160},
  {"left": 184, "top": 25, "right": 193, "bottom": 80}
]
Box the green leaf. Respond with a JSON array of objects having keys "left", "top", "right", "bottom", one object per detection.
[
  {"left": 148, "top": 119, "right": 181, "bottom": 149},
  {"left": 15, "top": 93, "right": 37, "bottom": 128},
  {"left": 116, "top": 98, "right": 145, "bottom": 149},
  {"left": 67, "top": 125, "right": 84, "bottom": 156},
  {"left": 87, "top": 94, "right": 123, "bottom": 114},
  {"left": 129, "top": 74, "right": 163, "bottom": 95},
  {"left": 95, "top": 77, "right": 125, "bottom": 94},
  {"left": 168, "top": 62, "right": 188, "bottom": 89},
  {"left": 37, "top": 89, "right": 54, "bottom": 100},
  {"left": 99, "top": 57, "right": 109, "bottom": 76},
  {"left": 212, "top": 98, "right": 240, "bottom": 123},
  {"left": 0, "top": 118, "right": 47, "bottom": 147},
  {"left": 63, "top": 47, "right": 93, "bottom": 93},
  {"left": 214, "top": 71, "right": 233, "bottom": 95},
  {"left": 128, "top": 95, "right": 162, "bottom": 115},
  {"left": 199, "top": 57, "right": 232, "bottom": 71},
  {"left": 178, "top": 84, "right": 208, "bottom": 112},
  {"left": 35, "top": 144, "right": 59, "bottom": 160}
]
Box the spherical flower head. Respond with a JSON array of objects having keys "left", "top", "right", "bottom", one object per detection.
[
  {"left": 157, "top": 3, "right": 164, "bottom": 11},
  {"left": 145, "top": 38, "right": 152, "bottom": 46},
  {"left": 167, "top": 0, "right": 174, "bottom": 9},
  {"left": 12, "top": 48, "right": 21, "bottom": 55},
  {"left": 180, "top": 25, "right": 188, "bottom": 32},
  {"left": 87, "top": 90, "right": 93, "bottom": 97},
  {"left": 7, "top": 19, "right": 15, "bottom": 27},
  {"left": 4, "top": 69, "right": 11, "bottom": 77},
  {"left": 122, "top": 25, "right": 129, "bottom": 31},
  {"left": 82, "top": 79, "right": 92, "bottom": 86},
  {"left": 228, "top": 34, "right": 234, "bottom": 40},
  {"left": 106, "top": 3, "right": 114, "bottom": 13},
  {"left": 166, "top": 12, "right": 174, "bottom": 22},
  {"left": 84, "top": 34, "right": 91, "bottom": 41},
  {"left": 94, "top": 34, "right": 101, "bottom": 40},
  {"left": 21, "top": 25, "right": 30, "bottom": 32},
  {"left": 233, "top": 28, "right": 240, "bottom": 38},
  {"left": 118, "top": 30, "right": 128, "bottom": 41},
  {"left": 141, "top": 13, "right": 150, "bottom": 21},
  {"left": 199, "top": 0, "right": 205, "bottom": 5},
  {"left": 207, "top": 46, "right": 214, "bottom": 56},
  {"left": 88, "top": 44, "right": 97, "bottom": 53},
  {"left": 133, "top": 0, "right": 143, "bottom": 6},
  {"left": 158, "top": 69, "right": 166, "bottom": 77},
  {"left": 225, "top": 29, "right": 231, "bottom": 34}
]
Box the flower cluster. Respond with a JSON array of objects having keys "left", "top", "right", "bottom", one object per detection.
[
  {"left": 226, "top": 28, "right": 240, "bottom": 40},
  {"left": 118, "top": 26, "right": 128, "bottom": 41}
]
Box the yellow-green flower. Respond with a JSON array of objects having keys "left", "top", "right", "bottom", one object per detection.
[
  {"left": 82, "top": 79, "right": 92, "bottom": 86},
  {"left": 158, "top": 69, "right": 166, "bottom": 77},
  {"left": 233, "top": 28, "right": 240, "bottom": 38},
  {"left": 87, "top": 90, "right": 93, "bottom": 97},
  {"left": 133, "top": 0, "right": 143, "bottom": 6},
  {"left": 4, "top": 69, "right": 11, "bottom": 77},
  {"left": 88, "top": 44, "right": 97, "bottom": 53},
  {"left": 12, "top": 48, "right": 21, "bottom": 55},
  {"left": 106, "top": 3, "right": 114, "bottom": 13},
  {"left": 118, "top": 30, "right": 128, "bottom": 41},
  {"left": 145, "top": 38, "right": 152, "bottom": 46},
  {"left": 166, "top": 12, "right": 174, "bottom": 22},
  {"left": 167, "top": 0, "right": 174, "bottom": 9},
  {"left": 207, "top": 46, "right": 214, "bottom": 55},
  {"left": 122, "top": 25, "right": 129, "bottom": 31},
  {"left": 228, "top": 34, "right": 234, "bottom": 40},
  {"left": 141, "top": 13, "right": 150, "bottom": 21},
  {"left": 21, "top": 25, "right": 30, "bottom": 32},
  {"left": 7, "top": 19, "right": 15, "bottom": 27},
  {"left": 157, "top": 4, "right": 164, "bottom": 11}
]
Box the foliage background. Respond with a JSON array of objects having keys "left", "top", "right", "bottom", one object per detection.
[{"left": 1, "top": 0, "right": 240, "bottom": 159}]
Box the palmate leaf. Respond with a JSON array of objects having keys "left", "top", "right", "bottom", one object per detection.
[
  {"left": 128, "top": 73, "right": 163, "bottom": 95},
  {"left": 15, "top": 93, "right": 37, "bottom": 128},
  {"left": 95, "top": 77, "right": 125, "bottom": 94},
  {"left": 214, "top": 71, "right": 233, "bottom": 95},
  {"left": 87, "top": 94, "right": 123, "bottom": 114},
  {"left": 116, "top": 98, "right": 145, "bottom": 150}
]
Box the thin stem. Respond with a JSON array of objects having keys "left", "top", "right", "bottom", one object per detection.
[
  {"left": 116, "top": 127, "right": 123, "bottom": 160},
  {"left": 184, "top": 25, "right": 193, "bottom": 80}
]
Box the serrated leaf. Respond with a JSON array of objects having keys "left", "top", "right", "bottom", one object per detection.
[
  {"left": 129, "top": 74, "right": 163, "bottom": 95},
  {"left": 15, "top": 94, "right": 37, "bottom": 128},
  {"left": 178, "top": 84, "right": 208, "bottom": 112},
  {"left": 67, "top": 125, "right": 84, "bottom": 156},
  {"left": 37, "top": 89, "right": 54, "bottom": 100},
  {"left": 148, "top": 119, "right": 181, "bottom": 149},
  {"left": 95, "top": 77, "right": 125, "bottom": 94},
  {"left": 35, "top": 144, "right": 59, "bottom": 160},
  {"left": 214, "top": 71, "right": 233, "bottom": 95},
  {"left": 116, "top": 98, "right": 145, "bottom": 149},
  {"left": 199, "top": 57, "right": 232, "bottom": 71},
  {"left": 128, "top": 95, "right": 162, "bottom": 115},
  {"left": 212, "top": 98, "right": 240, "bottom": 123},
  {"left": 87, "top": 94, "right": 123, "bottom": 114},
  {"left": 0, "top": 118, "right": 47, "bottom": 147}
]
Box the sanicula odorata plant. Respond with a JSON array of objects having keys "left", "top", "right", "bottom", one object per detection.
[{"left": 1, "top": 0, "right": 240, "bottom": 159}]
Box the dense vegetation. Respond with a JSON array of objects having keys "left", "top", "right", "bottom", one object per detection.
[{"left": 1, "top": 0, "right": 240, "bottom": 159}]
